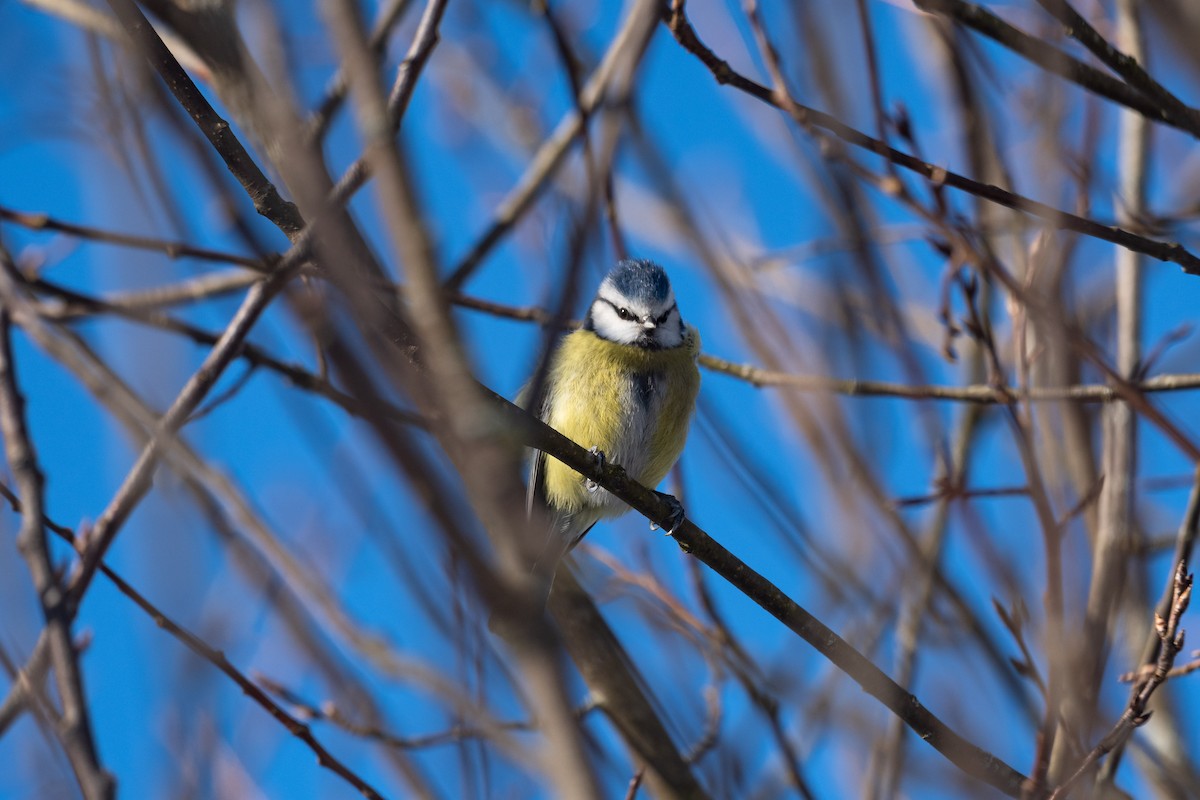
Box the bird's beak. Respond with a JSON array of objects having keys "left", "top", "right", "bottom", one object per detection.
[{"left": 640, "top": 315, "right": 656, "bottom": 330}]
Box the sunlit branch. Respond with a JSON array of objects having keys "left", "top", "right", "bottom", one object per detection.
[
  {"left": 699, "top": 354, "right": 1200, "bottom": 403},
  {"left": 19, "top": 0, "right": 211, "bottom": 80}
]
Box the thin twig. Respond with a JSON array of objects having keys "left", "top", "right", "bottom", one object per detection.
[
  {"left": 0, "top": 205, "right": 270, "bottom": 270},
  {"left": 1118, "top": 652, "right": 1200, "bottom": 683},
  {"left": 103, "top": 0, "right": 304, "bottom": 235},
  {"left": 65, "top": 266, "right": 297, "bottom": 611},
  {"left": 1032, "top": 0, "right": 1200, "bottom": 133},
  {"left": 1048, "top": 561, "right": 1193, "bottom": 799},
  {"left": 500, "top": 393, "right": 1030, "bottom": 797},
  {"left": 700, "top": 353, "right": 1200, "bottom": 403},
  {"left": 1082, "top": 0, "right": 1148, "bottom": 770},
  {"left": 913, "top": 0, "right": 1197, "bottom": 134},
  {"left": 256, "top": 673, "right": 543, "bottom": 750},
  {"left": 304, "top": 0, "right": 416, "bottom": 143},
  {"left": 0, "top": 253, "right": 114, "bottom": 800},
  {"left": 663, "top": 2, "right": 1200, "bottom": 275},
  {"left": 443, "top": 0, "right": 660, "bottom": 289}
]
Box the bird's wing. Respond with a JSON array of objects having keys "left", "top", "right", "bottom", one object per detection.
[
  {"left": 524, "top": 376, "right": 559, "bottom": 524},
  {"left": 526, "top": 446, "right": 547, "bottom": 519},
  {"left": 567, "top": 521, "right": 597, "bottom": 552}
]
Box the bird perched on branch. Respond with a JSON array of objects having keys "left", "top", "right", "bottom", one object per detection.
[{"left": 525, "top": 259, "right": 701, "bottom": 571}]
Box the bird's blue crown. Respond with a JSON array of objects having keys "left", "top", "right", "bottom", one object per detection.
[{"left": 605, "top": 259, "right": 672, "bottom": 304}]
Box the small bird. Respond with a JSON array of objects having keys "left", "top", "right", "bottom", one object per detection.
[{"left": 526, "top": 259, "right": 701, "bottom": 563}]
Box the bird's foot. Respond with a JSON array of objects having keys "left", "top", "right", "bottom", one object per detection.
[
  {"left": 584, "top": 446, "right": 607, "bottom": 493},
  {"left": 649, "top": 492, "right": 686, "bottom": 536}
]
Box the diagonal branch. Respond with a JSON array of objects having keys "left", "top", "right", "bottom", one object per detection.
[
  {"left": 443, "top": 0, "right": 662, "bottom": 290},
  {"left": 1032, "top": 0, "right": 1200, "bottom": 133},
  {"left": 500, "top": 390, "right": 1029, "bottom": 798},
  {"left": 0, "top": 480, "right": 389, "bottom": 800},
  {"left": 61, "top": 264, "right": 298, "bottom": 610},
  {"left": 103, "top": 0, "right": 304, "bottom": 236},
  {"left": 914, "top": 0, "right": 1197, "bottom": 135},
  {"left": 1049, "top": 558, "right": 1194, "bottom": 799},
  {"left": 663, "top": 1, "right": 1200, "bottom": 275}
]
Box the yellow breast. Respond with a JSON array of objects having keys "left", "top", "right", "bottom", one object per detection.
[{"left": 540, "top": 327, "right": 701, "bottom": 517}]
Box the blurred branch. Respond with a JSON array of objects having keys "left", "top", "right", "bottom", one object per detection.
[
  {"left": 0, "top": 205, "right": 270, "bottom": 270},
  {"left": 99, "top": 561, "right": 388, "bottom": 799},
  {"left": 39, "top": 271, "right": 265, "bottom": 314},
  {"left": 1049, "top": 561, "right": 1194, "bottom": 799},
  {"left": 0, "top": 481, "right": 388, "bottom": 800},
  {"left": 1083, "top": 0, "right": 1148, "bottom": 774},
  {"left": 0, "top": 203, "right": 557, "bottom": 324},
  {"left": 324, "top": 1, "right": 607, "bottom": 798},
  {"left": 965, "top": 270, "right": 1068, "bottom": 796},
  {"left": 30, "top": 277, "right": 424, "bottom": 426},
  {"left": 1031, "top": 0, "right": 1200, "bottom": 133},
  {"left": 913, "top": 0, "right": 1196, "bottom": 134},
  {"left": 664, "top": 1, "right": 1200, "bottom": 275},
  {"left": 538, "top": 0, "right": 629, "bottom": 261},
  {"left": 63, "top": 266, "right": 297, "bottom": 607},
  {"left": 444, "top": 0, "right": 662, "bottom": 290},
  {"left": 102, "top": 0, "right": 304, "bottom": 236},
  {"left": 0, "top": 253, "right": 113, "bottom": 800},
  {"left": 683, "top": 557, "right": 820, "bottom": 798},
  {"left": 304, "top": 0, "right": 417, "bottom": 143},
  {"left": 19, "top": 0, "right": 211, "bottom": 81},
  {"left": 256, "top": 673, "right": 584, "bottom": 750},
  {"left": 500, "top": 392, "right": 1029, "bottom": 797},
  {"left": 549, "top": 568, "right": 712, "bottom": 799},
  {"left": 873, "top": 394, "right": 987, "bottom": 798}
]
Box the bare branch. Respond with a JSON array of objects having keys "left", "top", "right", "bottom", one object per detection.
[
  {"left": 0, "top": 250, "right": 113, "bottom": 800},
  {"left": 664, "top": 2, "right": 1200, "bottom": 275}
]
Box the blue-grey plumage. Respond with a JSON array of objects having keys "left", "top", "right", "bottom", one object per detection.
[{"left": 527, "top": 259, "right": 701, "bottom": 551}]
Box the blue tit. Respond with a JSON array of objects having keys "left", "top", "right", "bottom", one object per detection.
[{"left": 526, "top": 258, "right": 701, "bottom": 553}]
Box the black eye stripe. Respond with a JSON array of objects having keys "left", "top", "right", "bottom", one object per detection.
[
  {"left": 601, "top": 299, "right": 636, "bottom": 321},
  {"left": 601, "top": 298, "right": 675, "bottom": 325}
]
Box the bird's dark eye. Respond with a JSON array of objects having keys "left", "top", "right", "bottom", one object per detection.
[
  {"left": 617, "top": 307, "right": 634, "bottom": 321},
  {"left": 656, "top": 309, "right": 671, "bottom": 324}
]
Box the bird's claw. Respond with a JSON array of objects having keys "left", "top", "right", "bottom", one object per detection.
[
  {"left": 584, "top": 446, "right": 607, "bottom": 493},
  {"left": 649, "top": 492, "right": 686, "bottom": 536}
]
